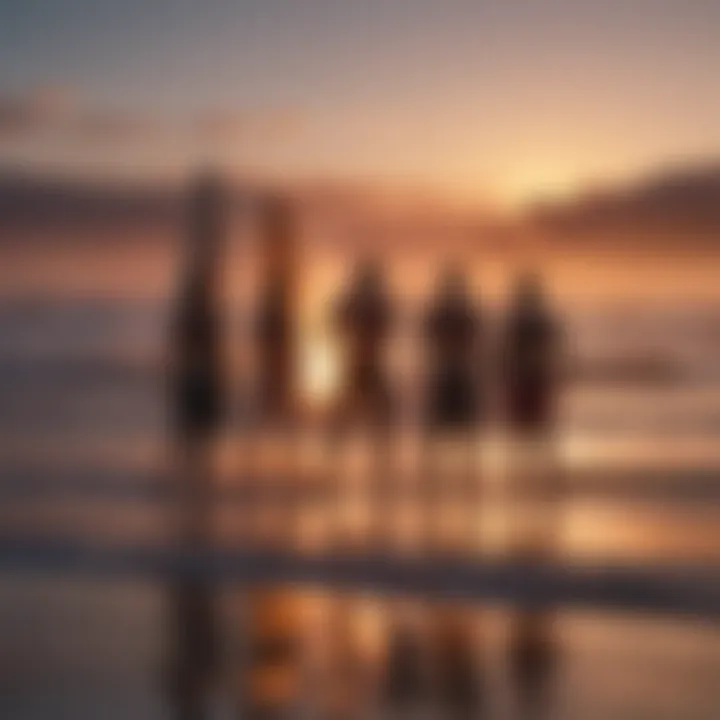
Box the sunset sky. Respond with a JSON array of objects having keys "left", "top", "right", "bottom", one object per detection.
[{"left": 0, "top": 0, "right": 718, "bottom": 206}]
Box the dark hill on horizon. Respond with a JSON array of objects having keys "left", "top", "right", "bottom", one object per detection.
[
  {"left": 1, "top": 163, "right": 719, "bottom": 252},
  {"left": 528, "top": 162, "right": 720, "bottom": 250}
]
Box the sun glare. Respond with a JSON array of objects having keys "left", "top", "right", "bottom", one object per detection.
[{"left": 300, "top": 333, "right": 341, "bottom": 407}]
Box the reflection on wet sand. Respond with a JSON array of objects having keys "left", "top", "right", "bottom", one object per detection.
[{"left": 509, "top": 611, "right": 557, "bottom": 720}]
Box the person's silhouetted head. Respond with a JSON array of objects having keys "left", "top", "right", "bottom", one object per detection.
[
  {"left": 423, "top": 261, "right": 481, "bottom": 430},
  {"left": 188, "top": 168, "right": 224, "bottom": 248},
  {"left": 262, "top": 192, "right": 293, "bottom": 241},
  {"left": 337, "top": 256, "right": 390, "bottom": 337},
  {"left": 427, "top": 261, "right": 477, "bottom": 338},
  {"left": 437, "top": 262, "right": 469, "bottom": 303},
  {"left": 190, "top": 168, "right": 224, "bottom": 209},
  {"left": 505, "top": 269, "right": 559, "bottom": 432},
  {"left": 332, "top": 256, "right": 394, "bottom": 425},
  {"left": 512, "top": 270, "right": 546, "bottom": 317},
  {"left": 254, "top": 192, "right": 299, "bottom": 423},
  {"left": 353, "top": 256, "right": 384, "bottom": 298}
]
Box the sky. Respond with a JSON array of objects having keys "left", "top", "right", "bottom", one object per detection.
[{"left": 0, "top": 0, "right": 718, "bottom": 206}]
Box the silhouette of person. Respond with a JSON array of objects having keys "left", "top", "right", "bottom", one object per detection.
[
  {"left": 385, "top": 268, "right": 484, "bottom": 720},
  {"left": 255, "top": 194, "right": 298, "bottom": 426},
  {"left": 502, "top": 271, "right": 564, "bottom": 550},
  {"left": 503, "top": 272, "right": 559, "bottom": 436},
  {"left": 503, "top": 274, "right": 561, "bottom": 720},
  {"left": 238, "top": 195, "right": 306, "bottom": 720},
  {"left": 320, "top": 260, "right": 397, "bottom": 720},
  {"left": 334, "top": 258, "right": 394, "bottom": 427},
  {"left": 172, "top": 172, "right": 225, "bottom": 452},
  {"left": 421, "top": 264, "right": 483, "bottom": 553},
  {"left": 329, "top": 257, "right": 395, "bottom": 547},
  {"left": 165, "top": 170, "right": 227, "bottom": 720},
  {"left": 424, "top": 265, "right": 482, "bottom": 430},
  {"left": 246, "top": 193, "right": 304, "bottom": 548}
]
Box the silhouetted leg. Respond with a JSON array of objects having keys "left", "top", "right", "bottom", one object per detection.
[
  {"left": 176, "top": 433, "right": 215, "bottom": 542},
  {"left": 265, "top": 422, "right": 288, "bottom": 551},
  {"left": 508, "top": 432, "right": 535, "bottom": 558},
  {"left": 537, "top": 431, "right": 564, "bottom": 559},
  {"left": 240, "top": 419, "right": 265, "bottom": 550},
  {"left": 286, "top": 419, "right": 311, "bottom": 553},
  {"left": 512, "top": 431, "right": 562, "bottom": 559},
  {"left": 461, "top": 429, "right": 481, "bottom": 557},
  {"left": 233, "top": 413, "right": 253, "bottom": 549},
  {"left": 324, "top": 402, "right": 353, "bottom": 552},
  {"left": 418, "top": 431, "right": 444, "bottom": 555},
  {"left": 369, "top": 417, "right": 396, "bottom": 552},
  {"left": 271, "top": 419, "right": 300, "bottom": 552},
  {"left": 248, "top": 417, "right": 291, "bottom": 551}
]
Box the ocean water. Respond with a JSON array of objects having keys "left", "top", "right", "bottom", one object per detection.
[{"left": 0, "top": 238, "right": 718, "bottom": 718}]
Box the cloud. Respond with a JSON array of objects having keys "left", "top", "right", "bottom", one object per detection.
[
  {"left": 0, "top": 86, "right": 306, "bottom": 150},
  {"left": 73, "top": 111, "right": 164, "bottom": 143},
  {"left": 0, "top": 86, "right": 75, "bottom": 136},
  {"left": 192, "top": 108, "right": 305, "bottom": 143}
]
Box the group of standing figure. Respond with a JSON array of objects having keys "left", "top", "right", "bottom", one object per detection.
[
  {"left": 171, "top": 172, "right": 561, "bottom": 541},
  {"left": 165, "top": 172, "right": 563, "bottom": 720},
  {"left": 328, "top": 259, "right": 561, "bottom": 720},
  {"left": 334, "top": 258, "right": 559, "bottom": 434},
  {"left": 328, "top": 257, "right": 560, "bottom": 554}
]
